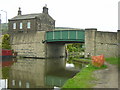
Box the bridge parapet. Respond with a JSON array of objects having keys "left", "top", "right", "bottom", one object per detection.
[{"left": 45, "top": 30, "right": 85, "bottom": 43}]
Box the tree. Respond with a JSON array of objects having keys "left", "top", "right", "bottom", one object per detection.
[
  {"left": 2, "top": 34, "right": 11, "bottom": 49},
  {"left": 66, "top": 43, "right": 84, "bottom": 52}
]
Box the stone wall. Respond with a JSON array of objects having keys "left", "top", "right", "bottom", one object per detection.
[
  {"left": 118, "top": 30, "right": 120, "bottom": 57},
  {"left": 36, "top": 14, "right": 55, "bottom": 31},
  {"left": 11, "top": 31, "right": 46, "bottom": 58},
  {"left": 9, "top": 19, "right": 37, "bottom": 34},
  {"left": 85, "top": 29, "right": 118, "bottom": 58},
  {"left": 10, "top": 30, "right": 66, "bottom": 58},
  {"left": 95, "top": 31, "right": 117, "bottom": 57}
]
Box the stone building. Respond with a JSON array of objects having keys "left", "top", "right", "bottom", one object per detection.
[
  {"left": 8, "top": 6, "right": 55, "bottom": 58},
  {"left": 9, "top": 6, "right": 55, "bottom": 33}
]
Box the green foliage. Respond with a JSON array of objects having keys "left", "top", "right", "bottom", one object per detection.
[
  {"left": 0, "top": 44, "right": 2, "bottom": 49},
  {"left": 2, "top": 66, "right": 11, "bottom": 79},
  {"left": 67, "top": 43, "right": 84, "bottom": 52},
  {"left": 105, "top": 57, "right": 119, "bottom": 69},
  {"left": 62, "top": 64, "right": 107, "bottom": 88},
  {"left": 105, "top": 57, "right": 118, "bottom": 65},
  {"left": 2, "top": 34, "right": 11, "bottom": 49}
]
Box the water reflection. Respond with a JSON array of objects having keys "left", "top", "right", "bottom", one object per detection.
[
  {"left": 0, "top": 57, "right": 16, "bottom": 67},
  {"left": 8, "top": 58, "right": 85, "bottom": 88}
]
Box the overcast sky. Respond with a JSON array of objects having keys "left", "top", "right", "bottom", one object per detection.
[{"left": 0, "top": 0, "right": 119, "bottom": 32}]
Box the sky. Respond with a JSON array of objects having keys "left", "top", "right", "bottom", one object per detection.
[{"left": 0, "top": 0, "right": 119, "bottom": 32}]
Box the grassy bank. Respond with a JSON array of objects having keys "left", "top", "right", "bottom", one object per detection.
[
  {"left": 105, "top": 57, "right": 119, "bottom": 70},
  {"left": 105, "top": 57, "right": 119, "bottom": 65},
  {"left": 63, "top": 57, "right": 118, "bottom": 88},
  {"left": 62, "top": 64, "right": 107, "bottom": 88}
]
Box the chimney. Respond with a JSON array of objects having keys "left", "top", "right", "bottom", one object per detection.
[
  {"left": 43, "top": 4, "right": 48, "bottom": 14},
  {"left": 18, "top": 7, "right": 22, "bottom": 15}
]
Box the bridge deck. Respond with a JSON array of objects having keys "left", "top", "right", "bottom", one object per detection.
[{"left": 45, "top": 30, "right": 85, "bottom": 43}]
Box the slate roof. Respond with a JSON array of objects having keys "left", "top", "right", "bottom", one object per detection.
[
  {"left": 10, "top": 13, "right": 54, "bottom": 21},
  {"left": 10, "top": 13, "right": 41, "bottom": 20}
]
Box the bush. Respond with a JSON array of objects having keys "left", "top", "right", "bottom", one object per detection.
[
  {"left": 67, "top": 43, "right": 84, "bottom": 52},
  {"left": 2, "top": 34, "right": 11, "bottom": 49}
]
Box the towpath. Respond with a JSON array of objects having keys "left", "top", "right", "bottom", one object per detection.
[{"left": 92, "top": 62, "right": 119, "bottom": 89}]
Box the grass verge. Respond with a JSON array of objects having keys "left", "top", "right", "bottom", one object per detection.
[
  {"left": 105, "top": 57, "right": 120, "bottom": 71},
  {"left": 105, "top": 57, "right": 119, "bottom": 65},
  {"left": 62, "top": 64, "right": 107, "bottom": 88},
  {"left": 63, "top": 57, "right": 119, "bottom": 88}
]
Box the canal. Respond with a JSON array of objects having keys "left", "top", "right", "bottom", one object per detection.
[{"left": 2, "top": 57, "right": 87, "bottom": 89}]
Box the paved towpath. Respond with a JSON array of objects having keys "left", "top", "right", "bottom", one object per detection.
[{"left": 92, "top": 62, "right": 119, "bottom": 89}]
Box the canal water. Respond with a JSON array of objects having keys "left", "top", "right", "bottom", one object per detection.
[{"left": 2, "top": 57, "right": 87, "bottom": 89}]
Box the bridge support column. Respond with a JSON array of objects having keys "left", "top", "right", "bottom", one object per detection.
[
  {"left": 85, "top": 28, "right": 97, "bottom": 58},
  {"left": 46, "top": 43, "right": 65, "bottom": 58}
]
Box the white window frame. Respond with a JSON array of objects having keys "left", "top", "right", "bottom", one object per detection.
[
  {"left": 27, "top": 22, "right": 31, "bottom": 29},
  {"left": 19, "top": 80, "right": 22, "bottom": 87},
  {"left": 26, "top": 82, "right": 30, "bottom": 88},
  {"left": 13, "top": 23, "right": 16, "bottom": 29},
  {"left": 20, "top": 22, "right": 22, "bottom": 29},
  {"left": 12, "top": 80, "right": 15, "bottom": 86}
]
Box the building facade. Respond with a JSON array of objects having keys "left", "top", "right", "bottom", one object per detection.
[
  {"left": 9, "top": 7, "right": 55, "bottom": 34},
  {"left": 8, "top": 6, "right": 55, "bottom": 58}
]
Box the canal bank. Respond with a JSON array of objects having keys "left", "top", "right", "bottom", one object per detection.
[
  {"left": 62, "top": 63, "right": 107, "bottom": 88},
  {"left": 1, "top": 57, "right": 119, "bottom": 89},
  {"left": 62, "top": 57, "right": 119, "bottom": 88}
]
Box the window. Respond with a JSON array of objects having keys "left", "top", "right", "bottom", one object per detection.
[
  {"left": 20, "top": 22, "right": 22, "bottom": 29},
  {"left": 19, "top": 80, "right": 22, "bottom": 87},
  {"left": 12, "top": 80, "right": 15, "bottom": 86},
  {"left": 27, "top": 22, "right": 30, "bottom": 29},
  {"left": 26, "top": 82, "right": 30, "bottom": 88},
  {"left": 13, "top": 23, "right": 16, "bottom": 29}
]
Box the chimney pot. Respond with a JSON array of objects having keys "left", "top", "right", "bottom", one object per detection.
[
  {"left": 18, "top": 7, "right": 22, "bottom": 15},
  {"left": 43, "top": 5, "right": 48, "bottom": 14}
]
